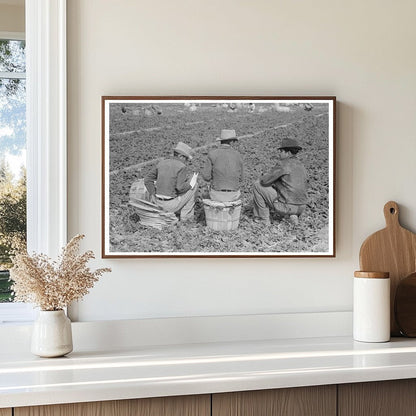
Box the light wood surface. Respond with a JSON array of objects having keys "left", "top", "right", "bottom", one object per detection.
[
  {"left": 339, "top": 379, "right": 416, "bottom": 416},
  {"left": 394, "top": 272, "right": 416, "bottom": 336},
  {"left": 0, "top": 409, "right": 12, "bottom": 416},
  {"left": 354, "top": 271, "right": 389, "bottom": 278},
  {"left": 15, "top": 395, "right": 210, "bottom": 416},
  {"left": 212, "top": 386, "right": 336, "bottom": 416},
  {"left": 359, "top": 201, "right": 416, "bottom": 335}
]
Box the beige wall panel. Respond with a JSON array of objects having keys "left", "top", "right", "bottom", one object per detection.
[
  {"left": 212, "top": 386, "right": 336, "bottom": 416},
  {"left": 339, "top": 380, "right": 416, "bottom": 416},
  {"left": 0, "top": 409, "right": 12, "bottom": 416},
  {"left": 15, "top": 394, "right": 210, "bottom": 416},
  {"left": 0, "top": 5, "right": 24, "bottom": 33}
]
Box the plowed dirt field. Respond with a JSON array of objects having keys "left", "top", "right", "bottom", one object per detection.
[{"left": 107, "top": 103, "right": 332, "bottom": 255}]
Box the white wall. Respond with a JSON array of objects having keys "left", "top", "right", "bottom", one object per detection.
[{"left": 67, "top": 0, "right": 416, "bottom": 322}]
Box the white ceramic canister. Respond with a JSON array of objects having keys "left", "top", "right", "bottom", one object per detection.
[{"left": 353, "top": 271, "right": 390, "bottom": 343}]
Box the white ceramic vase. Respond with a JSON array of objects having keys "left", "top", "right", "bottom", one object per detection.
[{"left": 31, "top": 310, "right": 73, "bottom": 357}]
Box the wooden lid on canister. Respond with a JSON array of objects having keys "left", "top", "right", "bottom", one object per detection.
[{"left": 354, "top": 271, "right": 390, "bottom": 279}]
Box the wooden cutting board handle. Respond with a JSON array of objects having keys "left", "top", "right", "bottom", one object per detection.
[
  {"left": 383, "top": 201, "right": 400, "bottom": 229},
  {"left": 359, "top": 201, "right": 416, "bottom": 336}
]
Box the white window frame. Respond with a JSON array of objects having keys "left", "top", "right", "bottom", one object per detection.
[{"left": 0, "top": 0, "right": 67, "bottom": 323}]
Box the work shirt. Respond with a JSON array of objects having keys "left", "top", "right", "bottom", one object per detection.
[
  {"left": 260, "top": 156, "right": 307, "bottom": 205},
  {"left": 144, "top": 157, "right": 191, "bottom": 198},
  {"left": 201, "top": 144, "right": 244, "bottom": 191}
]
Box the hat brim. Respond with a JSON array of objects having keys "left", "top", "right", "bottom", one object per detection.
[
  {"left": 217, "top": 137, "right": 238, "bottom": 142},
  {"left": 175, "top": 150, "right": 192, "bottom": 160},
  {"left": 279, "top": 145, "right": 302, "bottom": 151}
]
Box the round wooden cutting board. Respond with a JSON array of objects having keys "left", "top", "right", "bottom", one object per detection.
[
  {"left": 395, "top": 272, "right": 416, "bottom": 337},
  {"left": 359, "top": 201, "right": 416, "bottom": 336}
]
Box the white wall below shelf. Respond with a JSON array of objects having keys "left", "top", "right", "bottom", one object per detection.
[{"left": 0, "top": 311, "right": 352, "bottom": 353}]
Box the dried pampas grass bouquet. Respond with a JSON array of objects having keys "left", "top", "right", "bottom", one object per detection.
[{"left": 10, "top": 234, "right": 111, "bottom": 311}]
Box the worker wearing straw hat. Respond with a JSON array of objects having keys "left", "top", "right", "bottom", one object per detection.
[
  {"left": 252, "top": 138, "right": 307, "bottom": 225},
  {"left": 201, "top": 129, "right": 244, "bottom": 203},
  {"left": 144, "top": 142, "right": 198, "bottom": 221}
]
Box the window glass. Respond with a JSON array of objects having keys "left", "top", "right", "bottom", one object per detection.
[
  {"left": 0, "top": 39, "right": 26, "bottom": 303},
  {"left": 0, "top": 39, "right": 26, "bottom": 72}
]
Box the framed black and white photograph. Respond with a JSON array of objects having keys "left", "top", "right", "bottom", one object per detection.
[{"left": 102, "top": 96, "right": 336, "bottom": 258}]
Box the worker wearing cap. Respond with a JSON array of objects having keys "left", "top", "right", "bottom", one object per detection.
[
  {"left": 144, "top": 141, "right": 198, "bottom": 221},
  {"left": 201, "top": 129, "right": 244, "bottom": 202},
  {"left": 252, "top": 138, "right": 307, "bottom": 225}
]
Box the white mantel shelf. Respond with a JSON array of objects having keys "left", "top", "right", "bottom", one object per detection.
[{"left": 2, "top": 335, "right": 416, "bottom": 409}]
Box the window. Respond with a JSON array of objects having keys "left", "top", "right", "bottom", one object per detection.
[
  {"left": 0, "top": 32, "right": 33, "bottom": 322},
  {"left": 0, "top": 34, "right": 27, "bottom": 307},
  {"left": 0, "top": 0, "right": 67, "bottom": 324}
]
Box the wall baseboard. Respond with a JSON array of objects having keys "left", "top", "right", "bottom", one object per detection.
[{"left": 0, "top": 311, "right": 352, "bottom": 353}]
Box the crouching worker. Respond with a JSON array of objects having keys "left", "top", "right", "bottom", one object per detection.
[
  {"left": 252, "top": 138, "right": 307, "bottom": 225},
  {"left": 144, "top": 142, "right": 198, "bottom": 222},
  {"left": 201, "top": 129, "right": 244, "bottom": 202}
]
